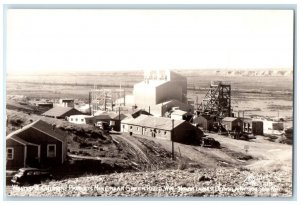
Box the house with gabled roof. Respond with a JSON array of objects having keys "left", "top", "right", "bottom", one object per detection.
[
  {"left": 221, "top": 117, "right": 243, "bottom": 132},
  {"left": 42, "top": 107, "right": 82, "bottom": 119},
  {"left": 6, "top": 120, "right": 67, "bottom": 170}
]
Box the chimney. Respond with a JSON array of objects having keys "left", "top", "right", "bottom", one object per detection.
[{"left": 52, "top": 124, "right": 56, "bottom": 131}]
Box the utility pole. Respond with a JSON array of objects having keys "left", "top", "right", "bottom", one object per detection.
[
  {"left": 119, "top": 106, "right": 121, "bottom": 131},
  {"left": 123, "top": 89, "right": 126, "bottom": 106},
  {"left": 171, "top": 119, "right": 175, "bottom": 160},
  {"left": 104, "top": 93, "right": 107, "bottom": 111},
  {"left": 88, "top": 91, "right": 92, "bottom": 116}
]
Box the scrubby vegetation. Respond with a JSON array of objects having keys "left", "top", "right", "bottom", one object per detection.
[{"left": 8, "top": 167, "right": 292, "bottom": 197}]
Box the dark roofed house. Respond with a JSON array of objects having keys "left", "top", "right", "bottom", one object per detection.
[
  {"left": 42, "top": 107, "right": 83, "bottom": 119},
  {"left": 193, "top": 115, "right": 216, "bottom": 131},
  {"left": 107, "top": 113, "right": 128, "bottom": 131},
  {"left": 121, "top": 115, "right": 203, "bottom": 145},
  {"left": 6, "top": 120, "right": 67, "bottom": 170}
]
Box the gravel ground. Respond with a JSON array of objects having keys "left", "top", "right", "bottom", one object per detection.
[{"left": 7, "top": 167, "right": 292, "bottom": 197}]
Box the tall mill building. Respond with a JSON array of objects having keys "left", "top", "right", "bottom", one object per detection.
[{"left": 133, "top": 70, "right": 191, "bottom": 116}]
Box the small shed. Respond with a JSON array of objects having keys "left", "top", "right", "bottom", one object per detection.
[
  {"left": 107, "top": 113, "right": 128, "bottom": 131},
  {"left": 193, "top": 115, "right": 215, "bottom": 131},
  {"left": 170, "top": 110, "right": 188, "bottom": 120},
  {"left": 272, "top": 122, "right": 284, "bottom": 131},
  {"left": 252, "top": 121, "right": 264, "bottom": 135},
  {"left": 42, "top": 107, "right": 83, "bottom": 119},
  {"left": 59, "top": 99, "right": 74, "bottom": 108},
  {"left": 240, "top": 117, "right": 253, "bottom": 133},
  {"left": 36, "top": 102, "right": 53, "bottom": 109},
  {"left": 221, "top": 117, "right": 243, "bottom": 132}
]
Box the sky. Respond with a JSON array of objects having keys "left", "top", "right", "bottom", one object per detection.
[{"left": 6, "top": 9, "right": 294, "bottom": 74}]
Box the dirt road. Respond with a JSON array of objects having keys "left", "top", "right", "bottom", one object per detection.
[
  {"left": 208, "top": 134, "right": 293, "bottom": 171},
  {"left": 111, "top": 132, "right": 292, "bottom": 172}
]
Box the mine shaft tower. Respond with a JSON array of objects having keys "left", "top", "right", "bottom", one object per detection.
[{"left": 199, "top": 81, "right": 231, "bottom": 119}]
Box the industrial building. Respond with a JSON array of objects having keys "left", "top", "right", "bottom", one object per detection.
[
  {"left": 121, "top": 115, "right": 203, "bottom": 145},
  {"left": 152, "top": 99, "right": 194, "bottom": 117},
  {"left": 133, "top": 70, "right": 188, "bottom": 115}
]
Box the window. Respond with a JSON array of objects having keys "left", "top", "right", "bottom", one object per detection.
[
  {"left": 136, "top": 127, "right": 139, "bottom": 131},
  {"left": 81, "top": 119, "right": 84, "bottom": 122},
  {"left": 6, "top": 148, "right": 14, "bottom": 160},
  {"left": 47, "top": 144, "right": 56, "bottom": 158},
  {"left": 164, "top": 131, "right": 167, "bottom": 135},
  {"left": 123, "top": 125, "right": 125, "bottom": 128},
  {"left": 75, "top": 118, "right": 78, "bottom": 121},
  {"left": 130, "top": 126, "right": 132, "bottom": 129},
  {"left": 70, "top": 118, "right": 73, "bottom": 121}
]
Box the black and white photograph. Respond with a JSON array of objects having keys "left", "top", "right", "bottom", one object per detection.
[{"left": 2, "top": 3, "right": 296, "bottom": 200}]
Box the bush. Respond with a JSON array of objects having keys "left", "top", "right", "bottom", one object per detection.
[
  {"left": 178, "top": 159, "right": 188, "bottom": 170},
  {"left": 79, "top": 142, "right": 92, "bottom": 148},
  {"left": 9, "top": 118, "right": 24, "bottom": 126}
]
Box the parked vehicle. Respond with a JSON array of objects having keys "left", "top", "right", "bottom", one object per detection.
[
  {"left": 11, "top": 168, "right": 53, "bottom": 186},
  {"left": 95, "top": 121, "right": 112, "bottom": 132},
  {"left": 201, "top": 137, "right": 221, "bottom": 148}
]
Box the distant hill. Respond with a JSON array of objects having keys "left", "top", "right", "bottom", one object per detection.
[{"left": 175, "top": 68, "right": 293, "bottom": 77}]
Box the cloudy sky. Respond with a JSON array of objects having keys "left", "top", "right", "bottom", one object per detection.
[{"left": 6, "top": 9, "right": 294, "bottom": 73}]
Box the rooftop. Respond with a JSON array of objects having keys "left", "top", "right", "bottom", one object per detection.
[
  {"left": 171, "top": 110, "right": 188, "bottom": 116},
  {"left": 134, "top": 80, "right": 167, "bottom": 88},
  {"left": 42, "top": 107, "right": 79, "bottom": 117},
  {"left": 7, "top": 119, "right": 66, "bottom": 143},
  {"left": 222, "top": 117, "right": 238, "bottom": 122},
  {"left": 122, "top": 115, "right": 185, "bottom": 131},
  {"left": 69, "top": 114, "right": 93, "bottom": 118}
]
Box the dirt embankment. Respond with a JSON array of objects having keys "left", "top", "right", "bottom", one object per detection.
[{"left": 6, "top": 110, "right": 180, "bottom": 175}]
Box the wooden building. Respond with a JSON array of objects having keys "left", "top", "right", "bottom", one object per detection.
[
  {"left": 192, "top": 115, "right": 215, "bottom": 131},
  {"left": 252, "top": 121, "right": 264, "bottom": 135},
  {"left": 6, "top": 120, "right": 67, "bottom": 170},
  {"left": 221, "top": 117, "right": 243, "bottom": 132},
  {"left": 121, "top": 115, "right": 203, "bottom": 145},
  {"left": 42, "top": 107, "right": 83, "bottom": 119}
]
